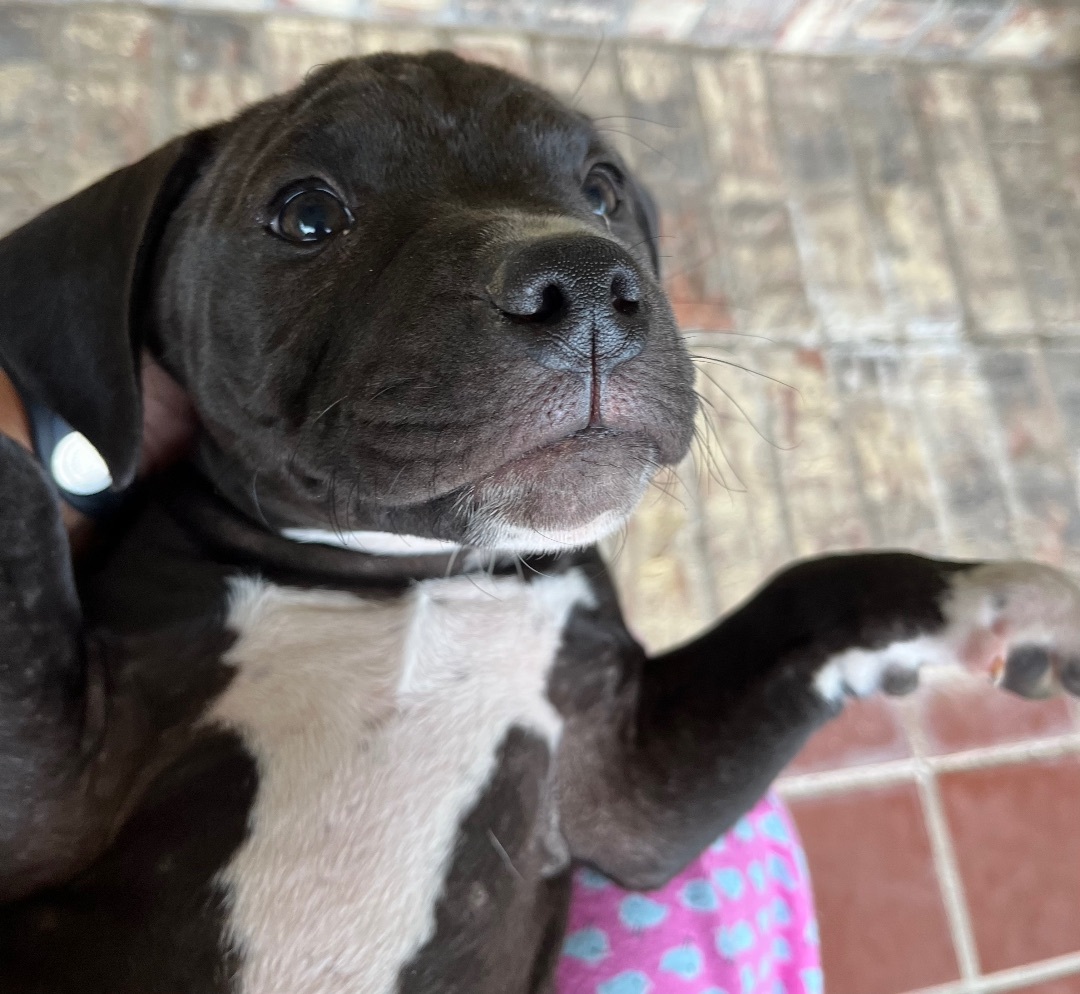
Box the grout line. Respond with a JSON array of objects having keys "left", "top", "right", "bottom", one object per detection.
[
  {"left": 778, "top": 758, "right": 919, "bottom": 798},
  {"left": 918, "top": 771, "right": 981, "bottom": 982},
  {"left": 778, "top": 732, "right": 1080, "bottom": 799},
  {"left": 904, "top": 703, "right": 981, "bottom": 983},
  {"left": 933, "top": 732, "right": 1080, "bottom": 772},
  {"left": 912, "top": 951, "right": 1080, "bottom": 994}
]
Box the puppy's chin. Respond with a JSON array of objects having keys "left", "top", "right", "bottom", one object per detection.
[{"left": 464, "top": 429, "right": 657, "bottom": 555}]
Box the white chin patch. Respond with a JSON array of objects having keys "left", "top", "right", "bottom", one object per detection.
[
  {"left": 468, "top": 508, "right": 632, "bottom": 556},
  {"left": 281, "top": 512, "right": 628, "bottom": 559},
  {"left": 281, "top": 528, "right": 463, "bottom": 557}
]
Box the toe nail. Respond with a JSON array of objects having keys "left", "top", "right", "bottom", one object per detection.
[
  {"left": 1061, "top": 657, "right": 1080, "bottom": 697},
  {"left": 881, "top": 665, "right": 920, "bottom": 696},
  {"left": 1002, "top": 645, "right": 1056, "bottom": 699}
]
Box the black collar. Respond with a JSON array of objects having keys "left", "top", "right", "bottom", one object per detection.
[{"left": 151, "top": 466, "right": 584, "bottom": 592}]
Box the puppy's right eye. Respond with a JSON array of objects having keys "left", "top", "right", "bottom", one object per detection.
[{"left": 269, "top": 183, "right": 353, "bottom": 244}]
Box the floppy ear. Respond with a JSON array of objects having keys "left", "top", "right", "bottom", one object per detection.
[
  {"left": 630, "top": 178, "right": 663, "bottom": 277},
  {"left": 0, "top": 129, "right": 216, "bottom": 490}
]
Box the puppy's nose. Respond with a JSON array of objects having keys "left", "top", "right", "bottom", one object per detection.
[{"left": 489, "top": 235, "right": 648, "bottom": 375}]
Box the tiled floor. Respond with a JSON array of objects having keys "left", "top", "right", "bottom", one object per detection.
[{"left": 3, "top": 4, "right": 1080, "bottom": 992}]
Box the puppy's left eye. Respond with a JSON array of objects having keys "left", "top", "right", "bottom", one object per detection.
[
  {"left": 582, "top": 166, "right": 621, "bottom": 218},
  {"left": 269, "top": 183, "right": 353, "bottom": 244}
]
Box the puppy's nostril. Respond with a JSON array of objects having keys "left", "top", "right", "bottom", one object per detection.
[
  {"left": 500, "top": 282, "right": 567, "bottom": 325},
  {"left": 610, "top": 271, "right": 640, "bottom": 316}
]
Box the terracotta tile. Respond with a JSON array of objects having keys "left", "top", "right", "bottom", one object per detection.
[
  {"left": 1012, "top": 975, "right": 1080, "bottom": 994},
  {"left": 939, "top": 757, "right": 1080, "bottom": 973},
  {"left": 786, "top": 697, "right": 910, "bottom": 775},
  {"left": 790, "top": 783, "right": 959, "bottom": 994},
  {"left": 918, "top": 677, "right": 1074, "bottom": 755}
]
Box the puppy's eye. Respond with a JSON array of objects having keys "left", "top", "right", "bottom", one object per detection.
[
  {"left": 582, "top": 166, "right": 621, "bottom": 218},
  {"left": 269, "top": 184, "right": 353, "bottom": 244}
]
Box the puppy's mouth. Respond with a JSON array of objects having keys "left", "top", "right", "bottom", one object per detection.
[{"left": 462, "top": 426, "right": 658, "bottom": 552}]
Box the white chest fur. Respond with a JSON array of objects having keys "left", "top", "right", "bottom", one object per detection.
[{"left": 207, "top": 569, "right": 592, "bottom": 994}]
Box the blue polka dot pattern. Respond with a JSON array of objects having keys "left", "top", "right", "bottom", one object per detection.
[
  {"left": 766, "top": 854, "right": 797, "bottom": 891},
  {"left": 681, "top": 879, "right": 719, "bottom": 912},
  {"left": 757, "top": 812, "right": 791, "bottom": 845},
  {"left": 747, "top": 861, "right": 767, "bottom": 895},
  {"left": 597, "top": 970, "right": 653, "bottom": 994},
  {"left": 771, "top": 898, "right": 793, "bottom": 927},
  {"left": 713, "top": 868, "right": 746, "bottom": 900},
  {"left": 772, "top": 937, "right": 792, "bottom": 963},
  {"left": 563, "top": 927, "right": 610, "bottom": 965},
  {"left": 619, "top": 895, "right": 669, "bottom": 930},
  {"left": 579, "top": 867, "right": 614, "bottom": 890},
  {"left": 659, "top": 945, "right": 703, "bottom": 980},
  {"left": 556, "top": 794, "right": 820, "bottom": 994},
  {"left": 716, "top": 921, "right": 756, "bottom": 958}
]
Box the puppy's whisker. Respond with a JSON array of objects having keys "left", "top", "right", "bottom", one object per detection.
[
  {"left": 571, "top": 32, "right": 606, "bottom": 109},
  {"left": 691, "top": 400, "right": 746, "bottom": 495},
  {"left": 487, "top": 829, "right": 523, "bottom": 882},
  {"left": 515, "top": 555, "right": 558, "bottom": 580},
  {"left": 602, "top": 519, "right": 631, "bottom": 570},
  {"left": 325, "top": 469, "right": 350, "bottom": 544},
  {"left": 647, "top": 478, "right": 687, "bottom": 511},
  {"left": 590, "top": 114, "right": 681, "bottom": 130},
  {"left": 661, "top": 247, "right": 722, "bottom": 285},
  {"left": 694, "top": 365, "right": 793, "bottom": 452},
  {"left": 593, "top": 128, "right": 674, "bottom": 168},
  {"left": 683, "top": 329, "right": 782, "bottom": 347},
  {"left": 689, "top": 354, "right": 800, "bottom": 395},
  {"left": 443, "top": 544, "right": 463, "bottom": 579},
  {"left": 311, "top": 396, "right": 347, "bottom": 426},
  {"left": 251, "top": 468, "right": 270, "bottom": 529}
]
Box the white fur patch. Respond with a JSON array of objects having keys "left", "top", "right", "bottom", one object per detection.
[
  {"left": 814, "top": 560, "right": 1080, "bottom": 705},
  {"left": 813, "top": 636, "right": 944, "bottom": 704},
  {"left": 469, "top": 508, "right": 636, "bottom": 556},
  {"left": 209, "top": 569, "right": 593, "bottom": 994},
  {"left": 279, "top": 528, "right": 463, "bottom": 556}
]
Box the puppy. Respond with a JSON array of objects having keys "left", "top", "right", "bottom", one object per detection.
[{"left": 0, "top": 52, "right": 1078, "bottom": 994}]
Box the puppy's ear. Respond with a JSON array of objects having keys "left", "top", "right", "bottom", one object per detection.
[
  {"left": 0, "top": 129, "right": 216, "bottom": 489},
  {"left": 630, "top": 178, "right": 663, "bottom": 276}
]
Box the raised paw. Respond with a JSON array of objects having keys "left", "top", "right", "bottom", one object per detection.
[
  {"left": 946, "top": 562, "right": 1080, "bottom": 699},
  {"left": 814, "top": 559, "right": 1080, "bottom": 706}
]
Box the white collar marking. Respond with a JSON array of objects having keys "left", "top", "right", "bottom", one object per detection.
[{"left": 280, "top": 528, "right": 462, "bottom": 556}]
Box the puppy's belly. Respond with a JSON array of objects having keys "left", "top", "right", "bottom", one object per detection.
[{"left": 211, "top": 571, "right": 591, "bottom": 994}]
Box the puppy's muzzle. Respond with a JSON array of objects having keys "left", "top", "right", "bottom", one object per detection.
[{"left": 489, "top": 234, "right": 648, "bottom": 376}]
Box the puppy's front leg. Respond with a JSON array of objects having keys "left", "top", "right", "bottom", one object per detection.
[{"left": 557, "top": 551, "right": 1080, "bottom": 890}]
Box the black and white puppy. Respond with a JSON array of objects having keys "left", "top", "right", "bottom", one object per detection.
[{"left": 0, "top": 52, "right": 1078, "bottom": 994}]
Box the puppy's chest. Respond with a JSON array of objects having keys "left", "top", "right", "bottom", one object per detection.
[{"left": 208, "top": 570, "right": 591, "bottom": 994}]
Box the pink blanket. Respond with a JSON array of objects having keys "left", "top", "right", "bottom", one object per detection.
[{"left": 556, "top": 794, "right": 821, "bottom": 994}]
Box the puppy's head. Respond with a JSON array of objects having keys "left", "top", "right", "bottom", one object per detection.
[{"left": 0, "top": 53, "right": 696, "bottom": 554}]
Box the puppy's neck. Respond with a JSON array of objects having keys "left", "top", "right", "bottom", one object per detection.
[{"left": 158, "top": 466, "right": 578, "bottom": 590}]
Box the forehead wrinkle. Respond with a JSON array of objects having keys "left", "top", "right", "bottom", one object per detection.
[{"left": 227, "top": 62, "right": 383, "bottom": 201}]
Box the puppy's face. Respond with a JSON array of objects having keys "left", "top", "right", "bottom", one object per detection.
[
  {"left": 151, "top": 53, "right": 697, "bottom": 553},
  {"left": 14, "top": 53, "right": 698, "bottom": 554}
]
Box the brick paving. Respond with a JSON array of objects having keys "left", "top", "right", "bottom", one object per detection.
[
  {"left": 3, "top": 4, "right": 1080, "bottom": 992},
  {"left": 24, "top": 0, "right": 1080, "bottom": 63}
]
